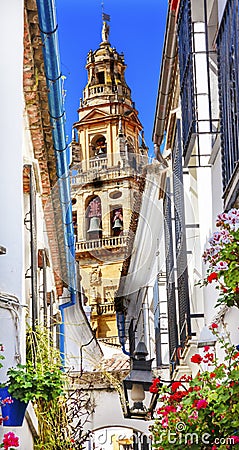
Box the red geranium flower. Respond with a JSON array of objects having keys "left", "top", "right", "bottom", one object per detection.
[
  {"left": 171, "top": 381, "right": 182, "bottom": 392},
  {"left": 191, "top": 354, "right": 203, "bottom": 364},
  {"left": 149, "top": 377, "right": 161, "bottom": 393},
  {"left": 207, "top": 272, "right": 218, "bottom": 283},
  {"left": 211, "top": 323, "right": 218, "bottom": 329},
  {"left": 2, "top": 432, "right": 19, "bottom": 449},
  {"left": 210, "top": 372, "right": 216, "bottom": 378}
]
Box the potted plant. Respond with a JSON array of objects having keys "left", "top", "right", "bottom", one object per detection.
[{"left": 1, "top": 361, "right": 65, "bottom": 427}]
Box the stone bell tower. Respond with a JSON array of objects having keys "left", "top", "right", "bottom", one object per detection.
[{"left": 70, "top": 20, "right": 147, "bottom": 343}]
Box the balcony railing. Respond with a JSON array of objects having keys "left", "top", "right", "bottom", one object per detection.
[
  {"left": 89, "top": 158, "right": 108, "bottom": 169},
  {"left": 97, "top": 336, "right": 120, "bottom": 346},
  {"left": 91, "top": 302, "right": 116, "bottom": 315},
  {"left": 75, "top": 235, "right": 128, "bottom": 252},
  {"left": 71, "top": 164, "right": 141, "bottom": 186}
]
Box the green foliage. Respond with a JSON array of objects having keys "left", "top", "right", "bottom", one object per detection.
[
  {"left": 6, "top": 327, "right": 66, "bottom": 404},
  {"left": 0, "top": 344, "right": 5, "bottom": 370},
  {"left": 150, "top": 328, "right": 239, "bottom": 449},
  {"left": 201, "top": 209, "right": 239, "bottom": 308},
  {"left": 7, "top": 362, "right": 65, "bottom": 404}
]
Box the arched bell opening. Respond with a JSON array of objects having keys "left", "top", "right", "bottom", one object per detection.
[
  {"left": 111, "top": 206, "right": 123, "bottom": 237},
  {"left": 85, "top": 196, "right": 102, "bottom": 240},
  {"left": 90, "top": 134, "right": 107, "bottom": 159}
]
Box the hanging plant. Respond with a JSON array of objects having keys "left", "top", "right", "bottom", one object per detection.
[{"left": 201, "top": 208, "right": 239, "bottom": 308}]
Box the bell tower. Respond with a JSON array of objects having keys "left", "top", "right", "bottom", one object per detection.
[{"left": 71, "top": 20, "right": 147, "bottom": 344}]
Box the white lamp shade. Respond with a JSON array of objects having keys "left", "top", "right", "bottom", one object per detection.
[{"left": 131, "top": 383, "right": 145, "bottom": 402}]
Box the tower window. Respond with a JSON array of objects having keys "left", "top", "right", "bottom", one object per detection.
[
  {"left": 91, "top": 135, "right": 107, "bottom": 158},
  {"left": 86, "top": 196, "right": 102, "bottom": 240},
  {"left": 111, "top": 207, "right": 123, "bottom": 236},
  {"left": 97, "top": 71, "right": 105, "bottom": 84}
]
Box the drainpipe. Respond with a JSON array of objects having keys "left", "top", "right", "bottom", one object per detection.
[
  {"left": 36, "top": 0, "right": 76, "bottom": 364},
  {"left": 116, "top": 311, "right": 131, "bottom": 356}
]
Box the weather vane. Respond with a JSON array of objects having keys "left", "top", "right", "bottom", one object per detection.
[{"left": 101, "top": 0, "right": 110, "bottom": 22}]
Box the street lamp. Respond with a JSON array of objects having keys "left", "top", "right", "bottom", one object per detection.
[{"left": 123, "top": 342, "right": 159, "bottom": 420}]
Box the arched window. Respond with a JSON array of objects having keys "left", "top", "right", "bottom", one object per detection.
[
  {"left": 85, "top": 196, "right": 102, "bottom": 240},
  {"left": 111, "top": 206, "right": 123, "bottom": 237},
  {"left": 126, "top": 136, "right": 136, "bottom": 169},
  {"left": 90, "top": 134, "right": 107, "bottom": 158}
]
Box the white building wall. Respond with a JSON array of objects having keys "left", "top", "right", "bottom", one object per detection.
[
  {"left": 0, "top": 0, "right": 24, "bottom": 300},
  {"left": 86, "top": 389, "right": 151, "bottom": 436},
  {"left": 0, "top": 2, "right": 37, "bottom": 448}
]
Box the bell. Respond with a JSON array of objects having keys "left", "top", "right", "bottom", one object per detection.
[
  {"left": 87, "top": 217, "right": 102, "bottom": 233},
  {"left": 112, "top": 218, "right": 123, "bottom": 230}
]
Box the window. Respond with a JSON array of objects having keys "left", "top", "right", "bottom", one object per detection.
[
  {"left": 97, "top": 71, "right": 105, "bottom": 84},
  {"left": 91, "top": 134, "right": 107, "bottom": 158},
  {"left": 177, "top": 0, "right": 196, "bottom": 154},
  {"left": 163, "top": 121, "right": 191, "bottom": 373},
  {"left": 111, "top": 207, "right": 123, "bottom": 236},
  {"left": 217, "top": 0, "right": 239, "bottom": 191},
  {"left": 85, "top": 196, "right": 102, "bottom": 240}
]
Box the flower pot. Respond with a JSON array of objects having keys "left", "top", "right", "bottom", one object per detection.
[{"left": 0, "top": 386, "right": 28, "bottom": 426}]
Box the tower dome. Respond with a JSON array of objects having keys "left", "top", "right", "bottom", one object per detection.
[{"left": 82, "top": 22, "right": 132, "bottom": 108}]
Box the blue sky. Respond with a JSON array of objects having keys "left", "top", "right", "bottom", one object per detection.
[{"left": 56, "top": 0, "right": 168, "bottom": 157}]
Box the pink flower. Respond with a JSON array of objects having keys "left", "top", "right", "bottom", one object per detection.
[
  {"left": 161, "top": 416, "right": 169, "bottom": 428},
  {"left": 189, "top": 410, "right": 198, "bottom": 420},
  {"left": 2, "top": 432, "right": 19, "bottom": 449},
  {"left": 229, "top": 435, "right": 239, "bottom": 444},
  {"left": 215, "top": 260, "right": 228, "bottom": 271},
  {"left": 1, "top": 396, "right": 13, "bottom": 406},
  {"left": 196, "top": 399, "right": 208, "bottom": 409}
]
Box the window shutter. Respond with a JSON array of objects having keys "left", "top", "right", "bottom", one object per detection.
[
  {"left": 164, "top": 178, "right": 178, "bottom": 362},
  {"left": 173, "top": 120, "right": 191, "bottom": 347},
  {"left": 28, "top": 165, "right": 38, "bottom": 328}
]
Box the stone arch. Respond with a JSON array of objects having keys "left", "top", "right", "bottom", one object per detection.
[
  {"left": 82, "top": 389, "right": 152, "bottom": 446},
  {"left": 126, "top": 136, "right": 136, "bottom": 169},
  {"left": 90, "top": 134, "right": 107, "bottom": 158},
  {"left": 110, "top": 205, "right": 123, "bottom": 237},
  {"left": 85, "top": 195, "right": 102, "bottom": 239}
]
